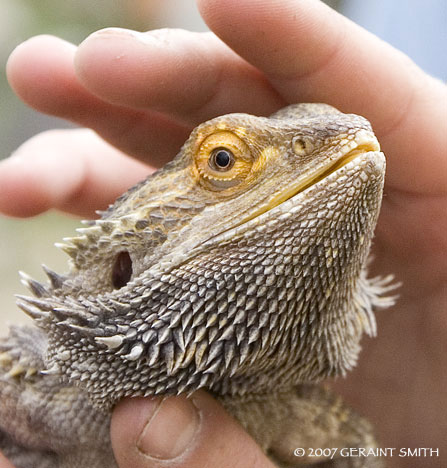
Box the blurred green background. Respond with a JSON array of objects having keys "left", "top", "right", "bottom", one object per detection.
[{"left": 0, "top": 0, "right": 445, "bottom": 333}]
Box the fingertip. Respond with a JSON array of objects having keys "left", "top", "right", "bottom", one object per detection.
[
  {"left": 74, "top": 28, "right": 142, "bottom": 104},
  {"left": 6, "top": 35, "right": 73, "bottom": 79},
  {"left": 7, "top": 35, "right": 77, "bottom": 112},
  {"left": 0, "top": 153, "right": 54, "bottom": 217},
  {"left": 74, "top": 27, "right": 220, "bottom": 114},
  {"left": 0, "top": 129, "right": 151, "bottom": 219}
]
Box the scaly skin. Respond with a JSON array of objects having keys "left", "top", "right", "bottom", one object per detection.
[{"left": 0, "top": 104, "right": 395, "bottom": 467}]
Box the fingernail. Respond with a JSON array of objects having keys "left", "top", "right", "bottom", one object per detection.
[
  {"left": 137, "top": 396, "right": 200, "bottom": 460},
  {"left": 94, "top": 27, "right": 169, "bottom": 46}
]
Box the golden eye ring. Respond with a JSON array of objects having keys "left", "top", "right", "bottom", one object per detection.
[{"left": 194, "top": 130, "right": 253, "bottom": 191}]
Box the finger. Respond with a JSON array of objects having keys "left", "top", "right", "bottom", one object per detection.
[
  {"left": 0, "top": 129, "right": 151, "bottom": 218},
  {"left": 74, "top": 28, "right": 284, "bottom": 125},
  {"left": 6, "top": 35, "right": 190, "bottom": 166},
  {"left": 111, "top": 392, "right": 276, "bottom": 468},
  {"left": 198, "top": 0, "right": 447, "bottom": 194}
]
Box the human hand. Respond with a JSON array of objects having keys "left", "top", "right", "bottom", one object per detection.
[{"left": 2, "top": 0, "right": 446, "bottom": 467}]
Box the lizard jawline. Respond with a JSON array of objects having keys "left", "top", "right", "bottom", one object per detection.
[{"left": 242, "top": 144, "right": 379, "bottom": 225}]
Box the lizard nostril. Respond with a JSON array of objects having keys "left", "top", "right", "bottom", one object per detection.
[{"left": 111, "top": 251, "right": 133, "bottom": 289}]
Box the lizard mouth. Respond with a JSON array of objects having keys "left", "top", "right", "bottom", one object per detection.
[
  {"left": 286, "top": 143, "right": 380, "bottom": 195},
  {"left": 241, "top": 140, "right": 381, "bottom": 223}
]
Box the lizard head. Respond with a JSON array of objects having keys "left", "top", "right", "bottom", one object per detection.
[{"left": 17, "top": 104, "right": 394, "bottom": 406}]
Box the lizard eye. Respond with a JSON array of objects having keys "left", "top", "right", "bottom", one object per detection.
[
  {"left": 209, "top": 148, "right": 235, "bottom": 171},
  {"left": 195, "top": 131, "right": 253, "bottom": 191},
  {"left": 111, "top": 251, "right": 132, "bottom": 289}
]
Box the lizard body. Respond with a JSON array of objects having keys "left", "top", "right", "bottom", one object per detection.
[{"left": 0, "top": 104, "right": 395, "bottom": 467}]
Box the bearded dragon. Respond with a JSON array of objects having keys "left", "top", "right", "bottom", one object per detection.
[{"left": 0, "top": 104, "right": 395, "bottom": 468}]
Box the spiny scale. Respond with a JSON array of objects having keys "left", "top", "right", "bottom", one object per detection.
[
  {"left": 42, "top": 264, "right": 66, "bottom": 289},
  {"left": 18, "top": 271, "right": 49, "bottom": 298}
]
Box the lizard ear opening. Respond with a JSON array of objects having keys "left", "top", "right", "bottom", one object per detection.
[{"left": 111, "top": 251, "right": 133, "bottom": 289}]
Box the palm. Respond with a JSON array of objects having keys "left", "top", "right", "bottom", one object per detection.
[{"left": 336, "top": 192, "right": 447, "bottom": 456}]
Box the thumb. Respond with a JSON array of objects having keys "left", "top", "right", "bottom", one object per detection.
[{"left": 110, "top": 391, "right": 276, "bottom": 468}]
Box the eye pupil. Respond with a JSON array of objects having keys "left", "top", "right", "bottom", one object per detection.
[
  {"left": 215, "top": 150, "right": 230, "bottom": 167},
  {"left": 210, "top": 148, "right": 234, "bottom": 171},
  {"left": 112, "top": 251, "right": 132, "bottom": 289}
]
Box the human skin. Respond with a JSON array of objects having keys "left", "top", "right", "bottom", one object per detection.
[{"left": 1, "top": 0, "right": 446, "bottom": 467}]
